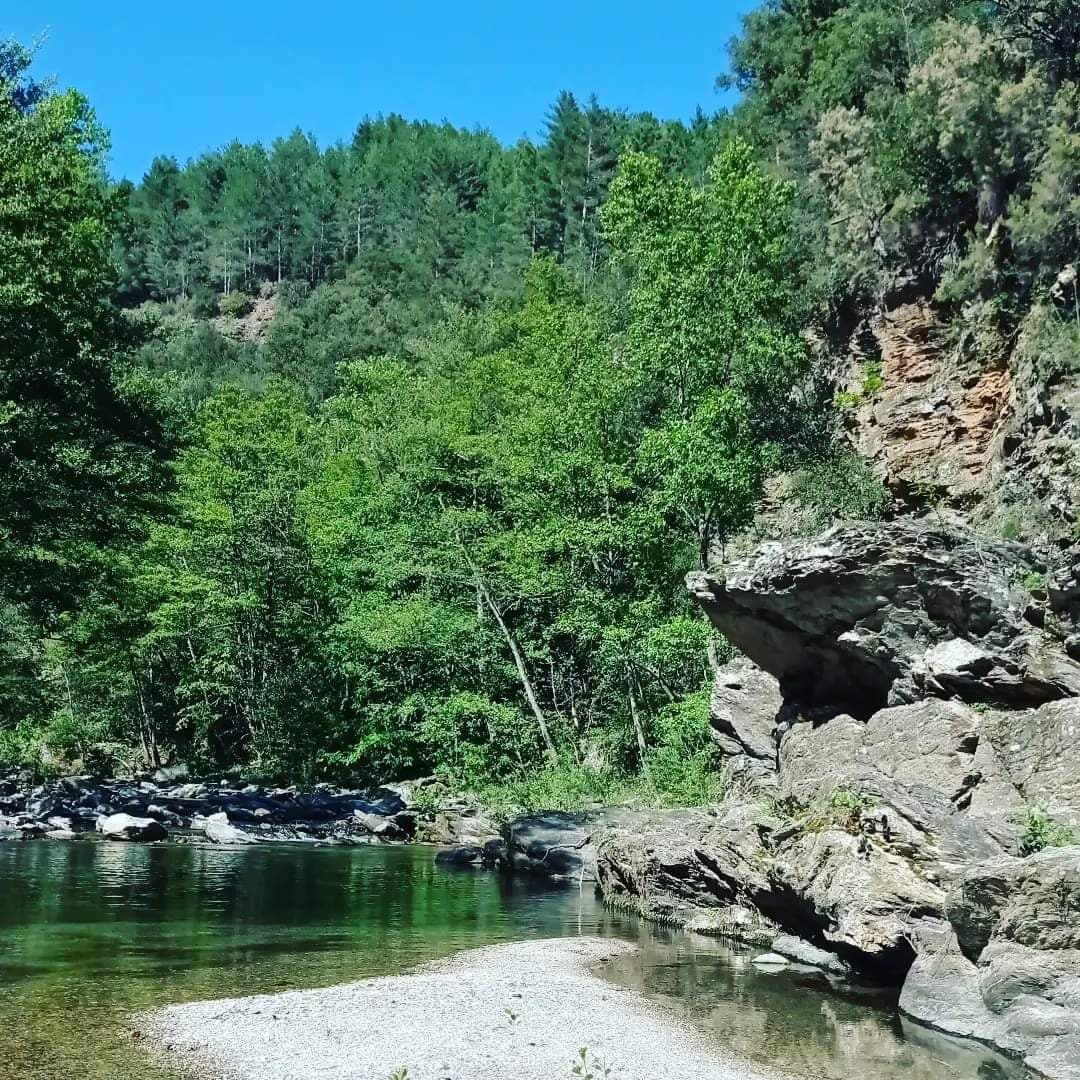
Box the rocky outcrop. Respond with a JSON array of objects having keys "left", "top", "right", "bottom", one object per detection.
[
  {"left": 901, "top": 846, "right": 1080, "bottom": 1079},
  {"left": 596, "top": 518, "right": 1080, "bottom": 1075},
  {"left": 689, "top": 521, "right": 1080, "bottom": 715},
  {"left": 851, "top": 302, "right": 1014, "bottom": 503}
]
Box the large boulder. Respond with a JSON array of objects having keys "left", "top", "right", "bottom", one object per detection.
[
  {"left": 506, "top": 811, "right": 599, "bottom": 880},
  {"left": 689, "top": 521, "right": 1080, "bottom": 715},
  {"left": 596, "top": 804, "right": 779, "bottom": 940},
  {"left": 901, "top": 846, "right": 1080, "bottom": 1079},
  {"left": 95, "top": 813, "right": 167, "bottom": 842}
]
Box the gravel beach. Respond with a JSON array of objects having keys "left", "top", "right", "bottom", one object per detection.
[{"left": 144, "top": 937, "right": 788, "bottom": 1080}]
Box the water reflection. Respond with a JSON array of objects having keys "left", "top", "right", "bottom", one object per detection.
[
  {"left": 601, "top": 930, "right": 1029, "bottom": 1080},
  {"left": 0, "top": 842, "right": 1032, "bottom": 1080}
]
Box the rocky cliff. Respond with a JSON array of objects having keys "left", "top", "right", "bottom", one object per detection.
[{"left": 596, "top": 522, "right": 1080, "bottom": 1079}]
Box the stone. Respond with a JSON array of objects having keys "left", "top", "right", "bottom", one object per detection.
[
  {"left": 751, "top": 952, "right": 790, "bottom": 968},
  {"left": 688, "top": 520, "right": 1080, "bottom": 714},
  {"left": 981, "top": 701, "right": 1080, "bottom": 827},
  {"left": 899, "top": 846, "right": 1080, "bottom": 1079},
  {"left": 707, "top": 658, "right": 782, "bottom": 790},
  {"left": 351, "top": 810, "right": 405, "bottom": 840},
  {"left": 506, "top": 811, "right": 597, "bottom": 880},
  {"left": 202, "top": 812, "right": 258, "bottom": 845},
  {"left": 152, "top": 763, "right": 190, "bottom": 783},
  {"left": 95, "top": 813, "right": 167, "bottom": 842},
  {"left": 434, "top": 845, "right": 484, "bottom": 867},
  {"left": 770, "top": 933, "right": 851, "bottom": 973}
]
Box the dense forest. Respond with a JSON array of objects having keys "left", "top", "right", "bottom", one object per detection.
[{"left": 3, "top": 0, "right": 1079, "bottom": 806}]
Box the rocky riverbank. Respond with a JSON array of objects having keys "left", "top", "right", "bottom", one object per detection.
[
  {"left": 591, "top": 521, "right": 1080, "bottom": 1080},
  {"left": 0, "top": 771, "right": 421, "bottom": 846}
]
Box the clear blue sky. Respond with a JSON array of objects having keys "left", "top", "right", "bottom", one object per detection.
[{"left": 5, "top": 1, "right": 754, "bottom": 182}]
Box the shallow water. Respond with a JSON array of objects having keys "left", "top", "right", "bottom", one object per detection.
[{"left": 0, "top": 840, "right": 1029, "bottom": 1080}]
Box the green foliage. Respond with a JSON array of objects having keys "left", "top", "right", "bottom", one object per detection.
[
  {"left": 1019, "top": 805, "right": 1076, "bottom": 855},
  {"left": 571, "top": 1047, "right": 613, "bottom": 1080},
  {"left": 0, "top": 57, "right": 170, "bottom": 620},
  {"left": 792, "top": 453, "right": 890, "bottom": 525},
  {"left": 604, "top": 139, "right": 808, "bottom": 563},
  {"left": 796, "top": 786, "right": 879, "bottom": 835},
  {"left": 1021, "top": 570, "right": 1047, "bottom": 593},
  {"left": 218, "top": 290, "right": 253, "bottom": 319},
  {"left": 644, "top": 688, "right": 727, "bottom": 807},
  {"left": 861, "top": 361, "right": 883, "bottom": 396},
  {"left": 1000, "top": 515, "right": 1022, "bottom": 540}
]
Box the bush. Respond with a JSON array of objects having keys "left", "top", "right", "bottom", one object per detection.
[
  {"left": 474, "top": 761, "right": 635, "bottom": 818},
  {"left": 792, "top": 452, "right": 890, "bottom": 525},
  {"left": 642, "top": 688, "right": 727, "bottom": 807},
  {"left": 1020, "top": 805, "right": 1075, "bottom": 854},
  {"left": 219, "top": 290, "right": 253, "bottom": 319}
]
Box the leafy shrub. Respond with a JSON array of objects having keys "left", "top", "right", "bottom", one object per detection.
[
  {"left": 218, "top": 290, "right": 253, "bottom": 319},
  {"left": 474, "top": 761, "right": 635, "bottom": 818},
  {"left": 793, "top": 452, "right": 890, "bottom": 525},
  {"left": 1020, "top": 805, "right": 1076, "bottom": 854},
  {"left": 642, "top": 688, "right": 727, "bottom": 807},
  {"left": 861, "top": 361, "right": 884, "bottom": 395},
  {"left": 1021, "top": 570, "right": 1047, "bottom": 593},
  {"left": 1000, "top": 515, "right": 1022, "bottom": 540},
  {"left": 420, "top": 692, "right": 538, "bottom": 786}
]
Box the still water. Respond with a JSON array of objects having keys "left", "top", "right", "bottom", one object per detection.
[{"left": 0, "top": 840, "right": 1028, "bottom": 1080}]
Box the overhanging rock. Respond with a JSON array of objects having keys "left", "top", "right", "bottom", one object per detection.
[{"left": 688, "top": 521, "right": 1080, "bottom": 716}]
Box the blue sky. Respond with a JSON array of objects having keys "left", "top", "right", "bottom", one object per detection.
[{"left": 5, "top": 1, "right": 754, "bottom": 182}]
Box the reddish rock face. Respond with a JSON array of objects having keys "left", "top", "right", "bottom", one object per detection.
[{"left": 852, "top": 303, "right": 1014, "bottom": 500}]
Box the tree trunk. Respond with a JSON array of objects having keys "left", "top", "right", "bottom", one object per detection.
[{"left": 454, "top": 527, "right": 558, "bottom": 763}]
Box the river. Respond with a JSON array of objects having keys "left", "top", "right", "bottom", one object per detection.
[{"left": 0, "top": 840, "right": 1030, "bottom": 1080}]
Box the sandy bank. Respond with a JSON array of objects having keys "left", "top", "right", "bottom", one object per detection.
[{"left": 144, "top": 937, "right": 789, "bottom": 1080}]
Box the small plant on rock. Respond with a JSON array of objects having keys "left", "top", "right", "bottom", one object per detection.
[
  {"left": 1020, "top": 805, "right": 1076, "bottom": 854},
  {"left": 1021, "top": 570, "right": 1047, "bottom": 593},
  {"left": 800, "top": 786, "right": 879, "bottom": 835}
]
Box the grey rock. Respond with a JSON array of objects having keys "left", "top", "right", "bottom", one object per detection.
[
  {"left": 750, "top": 952, "right": 790, "bottom": 968},
  {"left": 202, "top": 811, "right": 259, "bottom": 845},
  {"left": 95, "top": 813, "right": 167, "bottom": 842},
  {"left": 901, "top": 846, "right": 1080, "bottom": 1079},
  {"left": 419, "top": 802, "right": 500, "bottom": 847},
  {"left": 351, "top": 810, "right": 405, "bottom": 840},
  {"left": 434, "top": 845, "right": 484, "bottom": 867},
  {"left": 708, "top": 658, "right": 782, "bottom": 790},
  {"left": 152, "top": 763, "right": 190, "bottom": 783},
  {"left": 982, "top": 701, "right": 1080, "bottom": 827},
  {"left": 689, "top": 521, "right": 1080, "bottom": 713},
  {"left": 506, "top": 811, "right": 596, "bottom": 880},
  {"left": 770, "top": 933, "right": 851, "bottom": 973}
]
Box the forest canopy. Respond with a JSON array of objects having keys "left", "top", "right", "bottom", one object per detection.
[{"left": 2, "top": 0, "right": 1077, "bottom": 807}]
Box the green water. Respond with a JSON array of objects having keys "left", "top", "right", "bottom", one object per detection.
[{"left": 0, "top": 840, "right": 1029, "bottom": 1080}]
